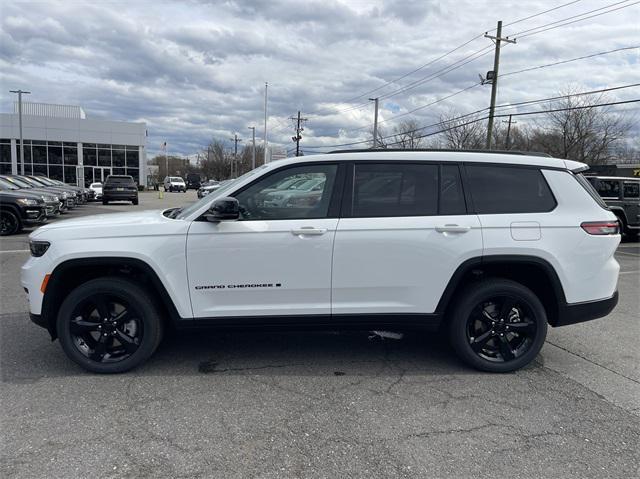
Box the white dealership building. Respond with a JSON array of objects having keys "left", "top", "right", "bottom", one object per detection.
[{"left": 0, "top": 102, "right": 148, "bottom": 187}]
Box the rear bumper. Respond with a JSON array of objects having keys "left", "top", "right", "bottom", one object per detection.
[
  {"left": 103, "top": 192, "right": 137, "bottom": 200},
  {"left": 556, "top": 291, "right": 619, "bottom": 327}
]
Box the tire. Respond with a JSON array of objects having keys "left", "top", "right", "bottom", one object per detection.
[
  {"left": 0, "top": 209, "right": 22, "bottom": 236},
  {"left": 132, "top": 198, "right": 139, "bottom": 205},
  {"left": 56, "top": 277, "right": 164, "bottom": 373},
  {"left": 448, "top": 278, "right": 548, "bottom": 373},
  {"left": 102, "top": 199, "right": 108, "bottom": 205}
]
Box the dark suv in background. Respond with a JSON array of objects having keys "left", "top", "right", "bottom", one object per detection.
[
  {"left": 586, "top": 176, "right": 639, "bottom": 238},
  {"left": 0, "top": 190, "right": 47, "bottom": 235},
  {"left": 102, "top": 175, "right": 138, "bottom": 205}
]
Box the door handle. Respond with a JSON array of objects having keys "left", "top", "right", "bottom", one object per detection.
[
  {"left": 291, "top": 227, "right": 327, "bottom": 236},
  {"left": 435, "top": 224, "right": 471, "bottom": 233}
]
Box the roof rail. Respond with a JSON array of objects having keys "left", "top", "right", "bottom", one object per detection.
[{"left": 327, "top": 148, "right": 553, "bottom": 158}]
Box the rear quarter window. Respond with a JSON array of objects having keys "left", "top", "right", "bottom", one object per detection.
[
  {"left": 623, "top": 181, "right": 639, "bottom": 199},
  {"left": 465, "top": 164, "right": 556, "bottom": 214}
]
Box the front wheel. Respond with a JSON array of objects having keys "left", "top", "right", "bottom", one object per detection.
[
  {"left": 132, "top": 198, "right": 139, "bottom": 205},
  {"left": 0, "top": 210, "right": 22, "bottom": 236},
  {"left": 448, "top": 279, "right": 547, "bottom": 373},
  {"left": 57, "top": 277, "right": 163, "bottom": 373}
]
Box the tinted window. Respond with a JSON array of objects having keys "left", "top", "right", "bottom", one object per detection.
[
  {"left": 623, "top": 181, "right": 639, "bottom": 198},
  {"left": 106, "top": 176, "right": 135, "bottom": 185},
  {"left": 440, "top": 164, "right": 466, "bottom": 215},
  {"left": 234, "top": 164, "right": 337, "bottom": 220},
  {"left": 466, "top": 165, "right": 556, "bottom": 214},
  {"left": 591, "top": 178, "right": 620, "bottom": 198},
  {"left": 353, "top": 163, "right": 438, "bottom": 217}
]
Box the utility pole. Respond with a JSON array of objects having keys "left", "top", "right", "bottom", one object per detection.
[
  {"left": 502, "top": 114, "right": 517, "bottom": 150},
  {"left": 9, "top": 89, "right": 31, "bottom": 175},
  {"left": 248, "top": 126, "right": 256, "bottom": 169},
  {"left": 230, "top": 134, "right": 242, "bottom": 177},
  {"left": 484, "top": 21, "right": 516, "bottom": 149},
  {"left": 369, "top": 98, "right": 379, "bottom": 148},
  {"left": 263, "top": 82, "right": 269, "bottom": 164},
  {"left": 290, "top": 111, "right": 308, "bottom": 156}
]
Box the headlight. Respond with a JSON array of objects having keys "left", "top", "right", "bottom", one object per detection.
[
  {"left": 29, "top": 240, "right": 50, "bottom": 257},
  {"left": 17, "top": 198, "right": 39, "bottom": 206}
]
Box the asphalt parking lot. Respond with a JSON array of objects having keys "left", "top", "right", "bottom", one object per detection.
[{"left": 1, "top": 191, "right": 639, "bottom": 478}]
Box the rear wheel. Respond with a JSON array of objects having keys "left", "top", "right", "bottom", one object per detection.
[
  {"left": 57, "top": 277, "right": 163, "bottom": 373},
  {"left": 0, "top": 210, "right": 21, "bottom": 236},
  {"left": 102, "top": 199, "right": 108, "bottom": 205},
  {"left": 448, "top": 279, "right": 547, "bottom": 373}
]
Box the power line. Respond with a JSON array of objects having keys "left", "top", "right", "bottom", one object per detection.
[
  {"left": 502, "top": 45, "right": 639, "bottom": 77},
  {"left": 304, "top": 86, "right": 640, "bottom": 150},
  {"left": 510, "top": 0, "right": 639, "bottom": 38}
]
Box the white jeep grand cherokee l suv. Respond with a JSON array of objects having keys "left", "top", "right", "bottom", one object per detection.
[{"left": 21, "top": 150, "right": 620, "bottom": 373}]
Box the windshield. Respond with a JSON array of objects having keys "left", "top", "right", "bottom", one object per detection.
[
  {"left": 29, "top": 176, "right": 53, "bottom": 186},
  {"left": 91, "top": 183, "right": 102, "bottom": 188},
  {"left": 106, "top": 176, "right": 134, "bottom": 185},
  {"left": 170, "top": 177, "right": 184, "bottom": 182},
  {"left": 0, "top": 178, "right": 19, "bottom": 190},
  {"left": 3, "top": 176, "right": 33, "bottom": 188},
  {"left": 174, "top": 166, "right": 268, "bottom": 220}
]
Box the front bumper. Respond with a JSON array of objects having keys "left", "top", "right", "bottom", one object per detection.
[
  {"left": 556, "top": 291, "right": 619, "bottom": 327},
  {"left": 45, "top": 202, "right": 60, "bottom": 217},
  {"left": 23, "top": 207, "right": 47, "bottom": 224}
]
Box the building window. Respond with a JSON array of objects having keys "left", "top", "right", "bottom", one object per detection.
[
  {"left": 0, "top": 140, "right": 11, "bottom": 175},
  {"left": 33, "top": 163, "right": 47, "bottom": 176},
  {"left": 126, "top": 149, "right": 139, "bottom": 168},
  {"left": 49, "top": 165, "right": 63, "bottom": 181},
  {"left": 64, "top": 146, "right": 78, "bottom": 165},
  {"left": 83, "top": 146, "right": 97, "bottom": 166},
  {"left": 98, "top": 148, "right": 111, "bottom": 167},
  {"left": 113, "top": 149, "right": 125, "bottom": 167},
  {"left": 64, "top": 166, "right": 77, "bottom": 184},
  {"left": 48, "top": 143, "right": 62, "bottom": 164}
]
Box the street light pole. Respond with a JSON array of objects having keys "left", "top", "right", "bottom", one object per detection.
[
  {"left": 248, "top": 126, "right": 256, "bottom": 170},
  {"left": 263, "top": 82, "right": 268, "bottom": 164},
  {"left": 9, "top": 89, "right": 31, "bottom": 175}
]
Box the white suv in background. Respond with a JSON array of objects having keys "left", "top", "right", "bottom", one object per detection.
[
  {"left": 163, "top": 176, "right": 186, "bottom": 192},
  {"left": 21, "top": 150, "right": 620, "bottom": 373}
]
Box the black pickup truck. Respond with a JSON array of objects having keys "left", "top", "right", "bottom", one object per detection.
[
  {"left": 586, "top": 176, "right": 640, "bottom": 238},
  {"left": 0, "top": 191, "right": 47, "bottom": 236}
]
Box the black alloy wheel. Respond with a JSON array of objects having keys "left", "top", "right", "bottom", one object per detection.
[
  {"left": 466, "top": 295, "right": 537, "bottom": 363},
  {"left": 57, "top": 277, "right": 163, "bottom": 373},
  {"left": 0, "top": 210, "right": 21, "bottom": 236},
  {"left": 448, "top": 279, "right": 547, "bottom": 373},
  {"left": 68, "top": 293, "right": 144, "bottom": 363}
]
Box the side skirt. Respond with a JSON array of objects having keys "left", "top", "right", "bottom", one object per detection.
[{"left": 173, "top": 313, "right": 443, "bottom": 332}]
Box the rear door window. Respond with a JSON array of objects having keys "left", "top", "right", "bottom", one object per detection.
[
  {"left": 352, "top": 163, "right": 438, "bottom": 217},
  {"left": 465, "top": 164, "right": 556, "bottom": 214},
  {"left": 623, "top": 181, "right": 639, "bottom": 199},
  {"left": 591, "top": 179, "right": 620, "bottom": 198}
]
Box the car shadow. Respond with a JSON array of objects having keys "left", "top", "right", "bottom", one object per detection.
[{"left": 1, "top": 311, "right": 477, "bottom": 382}]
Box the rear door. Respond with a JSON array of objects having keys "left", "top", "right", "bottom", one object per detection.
[{"left": 331, "top": 162, "right": 482, "bottom": 315}]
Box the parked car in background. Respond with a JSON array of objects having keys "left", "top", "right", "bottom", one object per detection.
[
  {"left": 0, "top": 175, "right": 77, "bottom": 211},
  {"left": 164, "top": 176, "right": 187, "bottom": 192},
  {"left": 0, "top": 190, "right": 47, "bottom": 235},
  {"left": 263, "top": 177, "right": 326, "bottom": 207},
  {"left": 186, "top": 173, "right": 201, "bottom": 190},
  {"left": 197, "top": 180, "right": 221, "bottom": 198},
  {"left": 30, "top": 176, "right": 91, "bottom": 204},
  {"left": 102, "top": 175, "right": 138, "bottom": 205},
  {"left": 0, "top": 177, "right": 60, "bottom": 217},
  {"left": 586, "top": 176, "right": 639, "bottom": 238},
  {"left": 89, "top": 182, "right": 103, "bottom": 200}
]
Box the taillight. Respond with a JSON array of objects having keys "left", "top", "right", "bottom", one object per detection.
[{"left": 581, "top": 221, "right": 620, "bottom": 235}]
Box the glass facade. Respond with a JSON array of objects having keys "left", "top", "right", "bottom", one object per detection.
[
  {"left": 0, "top": 140, "right": 141, "bottom": 185},
  {"left": 0, "top": 138, "right": 10, "bottom": 174}
]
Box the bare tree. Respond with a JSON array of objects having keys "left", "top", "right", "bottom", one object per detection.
[
  {"left": 530, "top": 88, "right": 633, "bottom": 164},
  {"left": 437, "top": 110, "right": 485, "bottom": 149},
  {"left": 390, "top": 119, "right": 425, "bottom": 149}
]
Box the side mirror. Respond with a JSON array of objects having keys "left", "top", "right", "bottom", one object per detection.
[{"left": 205, "top": 197, "right": 240, "bottom": 222}]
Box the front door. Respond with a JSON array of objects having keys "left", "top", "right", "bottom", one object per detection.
[{"left": 187, "top": 163, "right": 341, "bottom": 318}]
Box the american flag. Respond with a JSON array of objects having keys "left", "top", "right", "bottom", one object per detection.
[{"left": 160, "top": 141, "right": 167, "bottom": 151}]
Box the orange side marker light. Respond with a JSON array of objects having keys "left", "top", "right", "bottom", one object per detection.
[{"left": 40, "top": 274, "right": 51, "bottom": 293}]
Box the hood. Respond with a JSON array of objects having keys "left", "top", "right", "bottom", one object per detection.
[{"left": 31, "top": 209, "right": 170, "bottom": 238}]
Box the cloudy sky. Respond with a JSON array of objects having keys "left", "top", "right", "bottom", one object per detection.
[{"left": 1, "top": 0, "right": 638, "bottom": 157}]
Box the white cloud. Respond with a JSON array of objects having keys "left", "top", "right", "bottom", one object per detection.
[{"left": 1, "top": 0, "right": 638, "bottom": 156}]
